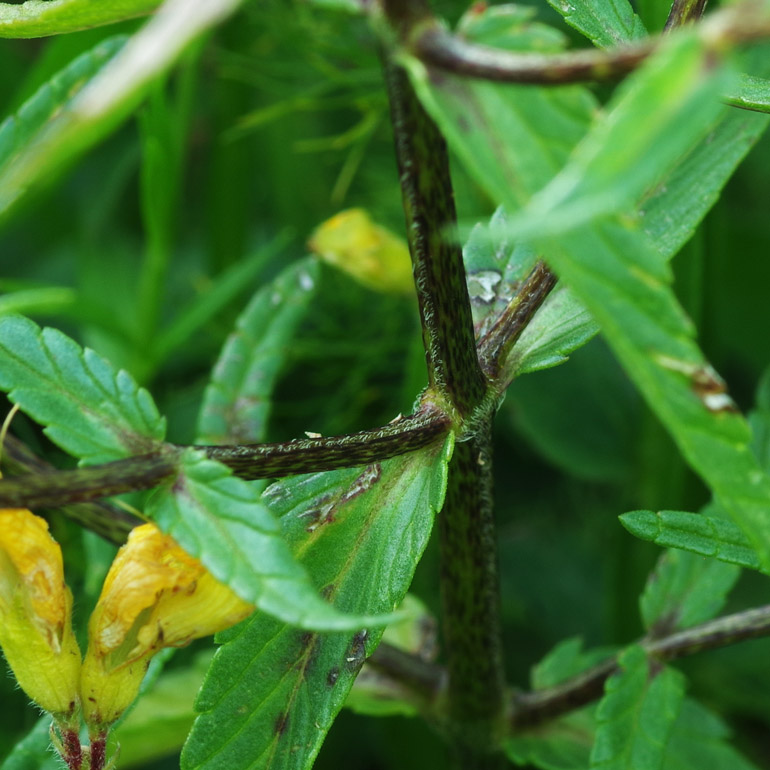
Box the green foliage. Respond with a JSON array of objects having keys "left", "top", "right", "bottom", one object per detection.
[
  {"left": 0, "top": 314, "right": 165, "bottom": 464},
  {"left": 590, "top": 646, "right": 685, "bottom": 770},
  {"left": 182, "top": 437, "right": 452, "bottom": 770},
  {"left": 546, "top": 0, "right": 647, "bottom": 47},
  {"left": 621, "top": 510, "right": 763, "bottom": 572}
]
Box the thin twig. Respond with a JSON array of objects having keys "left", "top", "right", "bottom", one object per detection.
[
  {"left": 0, "top": 407, "right": 450, "bottom": 509},
  {"left": 478, "top": 261, "right": 559, "bottom": 382},
  {"left": 511, "top": 603, "right": 770, "bottom": 728}
]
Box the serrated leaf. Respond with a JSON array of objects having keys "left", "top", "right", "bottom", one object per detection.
[
  {"left": 639, "top": 548, "right": 740, "bottom": 635},
  {"left": 0, "top": 315, "right": 165, "bottom": 464},
  {"left": 495, "top": 35, "right": 728, "bottom": 242},
  {"left": 146, "top": 447, "right": 403, "bottom": 631},
  {"left": 0, "top": 0, "right": 158, "bottom": 38},
  {"left": 197, "top": 258, "right": 320, "bottom": 445},
  {"left": 590, "top": 646, "right": 685, "bottom": 770},
  {"left": 181, "top": 436, "right": 453, "bottom": 770},
  {"left": 546, "top": 0, "right": 646, "bottom": 48},
  {"left": 664, "top": 699, "right": 761, "bottom": 770},
  {"left": 0, "top": 718, "right": 58, "bottom": 770},
  {"left": 0, "top": 0, "right": 245, "bottom": 222},
  {"left": 532, "top": 637, "right": 617, "bottom": 690},
  {"left": 621, "top": 510, "right": 763, "bottom": 572}
]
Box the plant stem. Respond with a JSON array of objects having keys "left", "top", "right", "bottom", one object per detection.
[
  {"left": 664, "top": 0, "right": 709, "bottom": 30},
  {"left": 511, "top": 603, "right": 770, "bottom": 727},
  {"left": 399, "top": 4, "right": 770, "bottom": 85},
  {"left": 439, "top": 422, "right": 507, "bottom": 767},
  {"left": 382, "top": 54, "right": 486, "bottom": 420},
  {"left": 0, "top": 407, "right": 450, "bottom": 509},
  {"left": 478, "top": 260, "right": 558, "bottom": 383}
]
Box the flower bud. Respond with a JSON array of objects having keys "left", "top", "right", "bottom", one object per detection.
[
  {"left": 81, "top": 523, "right": 254, "bottom": 728},
  {"left": 308, "top": 208, "right": 414, "bottom": 295},
  {"left": 0, "top": 508, "right": 81, "bottom": 717}
]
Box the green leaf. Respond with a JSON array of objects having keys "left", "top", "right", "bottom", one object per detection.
[
  {"left": 505, "top": 639, "right": 612, "bottom": 770},
  {"left": 621, "top": 510, "right": 763, "bottom": 572},
  {"left": 724, "top": 73, "right": 770, "bottom": 114},
  {"left": 463, "top": 207, "right": 598, "bottom": 379},
  {"left": 664, "top": 699, "right": 761, "bottom": 770},
  {"left": 496, "top": 35, "right": 728, "bottom": 242},
  {"left": 641, "top": 104, "right": 770, "bottom": 259},
  {"left": 0, "top": 719, "right": 58, "bottom": 770},
  {"left": 197, "top": 258, "right": 320, "bottom": 445},
  {"left": 0, "top": 0, "right": 245, "bottom": 222},
  {"left": 181, "top": 436, "right": 453, "bottom": 770},
  {"left": 146, "top": 447, "right": 404, "bottom": 631},
  {"left": 639, "top": 548, "right": 740, "bottom": 635},
  {"left": 546, "top": 0, "right": 647, "bottom": 48},
  {"left": 0, "top": 315, "right": 165, "bottom": 464},
  {"left": 457, "top": 4, "right": 567, "bottom": 53},
  {"left": 0, "top": 0, "right": 158, "bottom": 38},
  {"left": 590, "top": 646, "right": 685, "bottom": 770}
]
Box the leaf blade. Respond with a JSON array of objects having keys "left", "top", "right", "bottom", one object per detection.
[
  {"left": 0, "top": 315, "right": 165, "bottom": 464},
  {"left": 182, "top": 436, "right": 453, "bottom": 770}
]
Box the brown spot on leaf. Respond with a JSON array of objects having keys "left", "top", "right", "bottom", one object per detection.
[
  {"left": 274, "top": 711, "right": 289, "bottom": 737},
  {"left": 327, "top": 666, "right": 340, "bottom": 686},
  {"left": 344, "top": 629, "right": 369, "bottom": 673}
]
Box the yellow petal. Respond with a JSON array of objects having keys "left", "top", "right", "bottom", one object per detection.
[
  {"left": 0, "top": 509, "right": 80, "bottom": 716},
  {"left": 308, "top": 209, "right": 414, "bottom": 295},
  {"left": 82, "top": 523, "right": 254, "bottom": 728}
]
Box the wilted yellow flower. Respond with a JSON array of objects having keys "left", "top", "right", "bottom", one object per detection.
[
  {"left": 308, "top": 208, "right": 414, "bottom": 295},
  {"left": 81, "top": 523, "right": 254, "bottom": 728},
  {"left": 0, "top": 508, "right": 81, "bottom": 717}
]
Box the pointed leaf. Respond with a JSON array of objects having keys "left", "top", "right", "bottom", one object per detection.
[
  {"left": 197, "top": 259, "right": 320, "bottom": 445},
  {"left": 0, "top": 718, "right": 58, "bottom": 770},
  {"left": 590, "top": 646, "right": 685, "bottom": 770},
  {"left": 181, "top": 436, "right": 453, "bottom": 770},
  {"left": 145, "top": 448, "right": 404, "bottom": 631},
  {"left": 621, "top": 510, "right": 763, "bottom": 572},
  {"left": 0, "top": 315, "right": 165, "bottom": 464},
  {"left": 639, "top": 548, "right": 740, "bottom": 635},
  {"left": 0, "top": 0, "right": 158, "bottom": 38}
]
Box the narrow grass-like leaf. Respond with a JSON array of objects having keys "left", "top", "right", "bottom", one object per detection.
[
  {"left": 621, "top": 510, "right": 763, "bottom": 572},
  {"left": 590, "top": 646, "right": 685, "bottom": 770},
  {"left": 0, "top": 35, "right": 125, "bottom": 176},
  {"left": 0, "top": 0, "right": 245, "bottom": 222},
  {"left": 145, "top": 448, "right": 404, "bottom": 631},
  {"left": 724, "top": 74, "right": 770, "bottom": 114},
  {"left": 197, "top": 258, "right": 319, "bottom": 445},
  {"left": 639, "top": 548, "right": 740, "bottom": 635},
  {"left": 0, "top": 315, "right": 165, "bottom": 464},
  {"left": 545, "top": 0, "right": 646, "bottom": 48},
  {"left": 181, "top": 436, "right": 453, "bottom": 770},
  {"left": 0, "top": 0, "right": 158, "bottom": 38}
]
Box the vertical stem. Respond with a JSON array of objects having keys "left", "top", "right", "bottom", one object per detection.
[
  {"left": 439, "top": 420, "right": 506, "bottom": 767},
  {"left": 383, "top": 57, "right": 486, "bottom": 419}
]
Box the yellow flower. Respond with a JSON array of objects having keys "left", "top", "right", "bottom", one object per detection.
[
  {"left": 81, "top": 523, "right": 254, "bottom": 728},
  {"left": 308, "top": 208, "right": 414, "bottom": 295},
  {"left": 0, "top": 508, "right": 81, "bottom": 717}
]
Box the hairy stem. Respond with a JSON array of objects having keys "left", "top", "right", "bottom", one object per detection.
[
  {"left": 478, "top": 260, "right": 558, "bottom": 383},
  {"left": 439, "top": 423, "right": 507, "bottom": 767},
  {"left": 665, "top": 0, "right": 709, "bottom": 30},
  {"left": 0, "top": 407, "right": 450, "bottom": 509},
  {"left": 383, "top": 52, "right": 486, "bottom": 420},
  {"left": 511, "top": 603, "right": 770, "bottom": 727}
]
